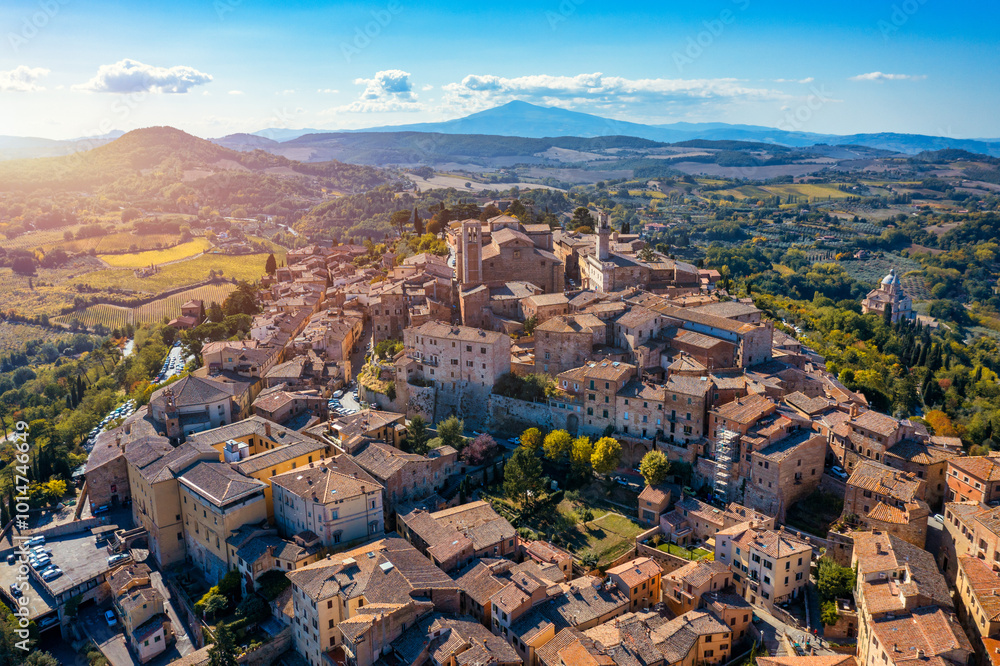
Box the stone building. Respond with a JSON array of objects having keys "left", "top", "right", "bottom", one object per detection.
[
  {"left": 395, "top": 322, "right": 511, "bottom": 426},
  {"left": 861, "top": 269, "right": 913, "bottom": 322},
  {"left": 271, "top": 456, "right": 384, "bottom": 548},
  {"left": 286, "top": 537, "right": 460, "bottom": 666},
  {"left": 843, "top": 460, "right": 930, "bottom": 547},
  {"left": 714, "top": 524, "right": 812, "bottom": 612},
  {"left": 349, "top": 439, "right": 458, "bottom": 521},
  {"left": 946, "top": 453, "right": 1000, "bottom": 504},
  {"left": 742, "top": 431, "right": 827, "bottom": 522},
  {"left": 533, "top": 315, "right": 604, "bottom": 376},
  {"left": 178, "top": 462, "right": 268, "bottom": 582},
  {"left": 396, "top": 500, "right": 517, "bottom": 572}
]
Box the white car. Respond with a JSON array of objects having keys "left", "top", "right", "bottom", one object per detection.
[
  {"left": 333, "top": 390, "right": 344, "bottom": 398},
  {"left": 41, "top": 567, "right": 62, "bottom": 581},
  {"left": 104, "top": 610, "right": 117, "bottom": 627},
  {"left": 107, "top": 553, "right": 130, "bottom": 567},
  {"left": 25, "top": 536, "right": 45, "bottom": 547},
  {"left": 829, "top": 466, "right": 849, "bottom": 480}
]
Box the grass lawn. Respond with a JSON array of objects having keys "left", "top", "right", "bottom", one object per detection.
[
  {"left": 482, "top": 487, "right": 643, "bottom": 567},
  {"left": 572, "top": 512, "right": 645, "bottom": 566},
  {"left": 657, "top": 543, "right": 714, "bottom": 561}
]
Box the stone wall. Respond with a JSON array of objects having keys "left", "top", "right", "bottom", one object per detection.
[
  {"left": 825, "top": 530, "right": 856, "bottom": 567},
  {"left": 240, "top": 626, "right": 292, "bottom": 665},
  {"left": 487, "top": 395, "right": 556, "bottom": 435},
  {"left": 632, "top": 526, "right": 696, "bottom": 577},
  {"left": 405, "top": 383, "right": 436, "bottom": 423},
  {"left": 165, "top": 575, "right": 206, "bottom": 649},
  {"left": 823, "top": 606, "right": 858, "bottom": 639}
]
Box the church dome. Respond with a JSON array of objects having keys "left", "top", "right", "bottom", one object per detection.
[{"left": 881, "top": 268, "right": 900, "bottom": 286}]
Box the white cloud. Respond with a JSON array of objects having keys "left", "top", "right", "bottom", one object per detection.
[
  {"left": 279, "top": 89, "right": 296, "bottom": 95},
  {"left": 327, "top": 69, "right": 426, "bottom": 113},
  {"left": 441, "top": 72, "right": 787, "bottom": 115},
  {"left": 228, "top": 90, "right": 244, "bottom": 95},
  {"left": 850, "top": 72, "right": 926, "bottom": 82},
  {"left": 775, "top": 77, "right": 814, "bottom": 84},
  {"left": 74, "top": 59, "right": 213, "bottom": 93},
  {"left": 317, "top": 88, "right": 339, "bottom": 94},
  {"left": 0, "top": 66, "right": 50, "bottom": 92},
  {"left": 421, "top": 84, "right": 434, "bottom": 91}
]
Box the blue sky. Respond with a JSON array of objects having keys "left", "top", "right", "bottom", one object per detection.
[{"left": 1, "top": 0, "right": 997, "bottom": 139}]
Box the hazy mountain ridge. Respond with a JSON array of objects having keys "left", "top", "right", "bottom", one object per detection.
[{"left": 234, "top": 101, "right": 1000, "bottom": 159}]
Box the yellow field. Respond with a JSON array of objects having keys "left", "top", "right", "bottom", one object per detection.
[
  {"left": 99, "top": 238, "right": 212, "bottom": 267},
  {"left": 53, "top": 282, "right": 238, "bottom": 329},
  {"left": 48, "top": 232, "right": 188, "bottom": 254},
  {"left": 629, "top": 189, "right": 667, "bottom": 199},
  {"left": 80, "top": 253, "right": 272, "bottom": 294},
  {"left": 765, "top": 183, "right": 852, "bottom": 200},
  {"left": 771, "top": 263, "right": 795, "bottom": 276}
]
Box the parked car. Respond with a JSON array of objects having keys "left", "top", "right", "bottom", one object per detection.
[
  {"left": 107, "top": 553, "right": 130, "bottom": 567},
  {"left": 9, "top": 584, "right": 21, "bottom": 598},
  {"left": 104, "top": 610, "right": 117, "bottom": 627},
  {"left": 25, "top": 536, "right": 45, "bottom": 547},
  {"left": 29, "top": 556, "right": 50, "bottom": 570},
  {"left": 41, "top": 567, "right": 62, "bottom": 582},
  {"left": 829, "top": 466, "right": 849, "bottom": 480},
  {"left": 333, "top": 390, "right": 344, "bottom": 398}
]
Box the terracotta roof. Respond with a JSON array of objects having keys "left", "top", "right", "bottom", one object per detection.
[
  {"left": 853, "top": 410, "right": 901, "bottom": 438},
  {"left": 525, "top": 540, "right": 573, "bottom": 564},
  {"left": 885, "top": 439, "right": 959, "bottom": 466},
  {"left": 950, "top": 455, "right": 1000, "bottom": 482},
  {"left": 179, "top": 462, "right": 266, "bottom": 506},
  {"left": 271, "top": 457, "right": 382, "bottom": 503},
  {"left": 758, "top": 657, "right": 857, "bottom": 666},
  {"left": 868, "top": 607, "right": 972, "bottom": 663},
  {"left": 638, "top": 484, "right": 671, "bottom": 506},
  {"left": 666, "top": 559, "right": 730, "bottom": 589},
  {"left": 652, "top": 610, "right": 730, "bottom": 664},
  {"left": 848, "top": 460, "right": 924, "bottom": 503},
  {"left": 713, "top": 394, "right": 775, "bottom": 425},
  {"left": 607, "top": 557, "right": 662, "bottom": 589},
  {"left": 958, "top": 557, "right": 1000, "bottom": 622}
]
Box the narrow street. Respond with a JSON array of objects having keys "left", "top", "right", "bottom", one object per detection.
[{"left": 754, "top": 607, "right": 839, "bottom": 657}]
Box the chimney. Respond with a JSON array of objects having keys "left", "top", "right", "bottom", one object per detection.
[{"left": 850, "top": 403, "right": 858, "bottom": 418}]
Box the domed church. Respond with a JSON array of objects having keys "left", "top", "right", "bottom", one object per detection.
[{"left": 861, "top": 268, "right": 913, "bottom": 322}]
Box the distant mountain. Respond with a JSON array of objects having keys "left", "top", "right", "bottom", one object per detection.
[
  {"left": 0, "top": 130, "right": 124, "bottom": 161},
  {"left": 242, "top": 100, "right": 1000, "bottom": 157}
]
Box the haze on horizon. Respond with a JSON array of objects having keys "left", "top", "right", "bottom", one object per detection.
[{"left": 0, "top": 0, "right": 997, "bottom": 141}]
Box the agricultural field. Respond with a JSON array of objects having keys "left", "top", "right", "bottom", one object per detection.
[
  {"left": 53, "top": 304, "right": 132, "bottom": 331},
  {"left": 0, "top": 225, "right": 87, "bottom": 251},
  {"left": 0, "top": 255, "right": 108, "bottom": 317},
  {"left": 765, "top": 182, "right": 852, "bottom": 200},
  {"left": 47, "top": 231, "right": 188, "bottom": 254},
  {"left": 98, "top": 238, "right": 212, "bottom": 267},
  {"left": 53, "top": 282, "right": 238, "bottom": 329},
  {"left": 77, "top": 252, "right": 273, "bottom": 294},
  {"left": 838, "top": 253, "right": 929, "bottom": 298},
  {"left": 712, "top": 183, "right": 852, "bottom": 202},
  {"left": 0, "top": 321, "right": 64, "bottom": 352}
]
